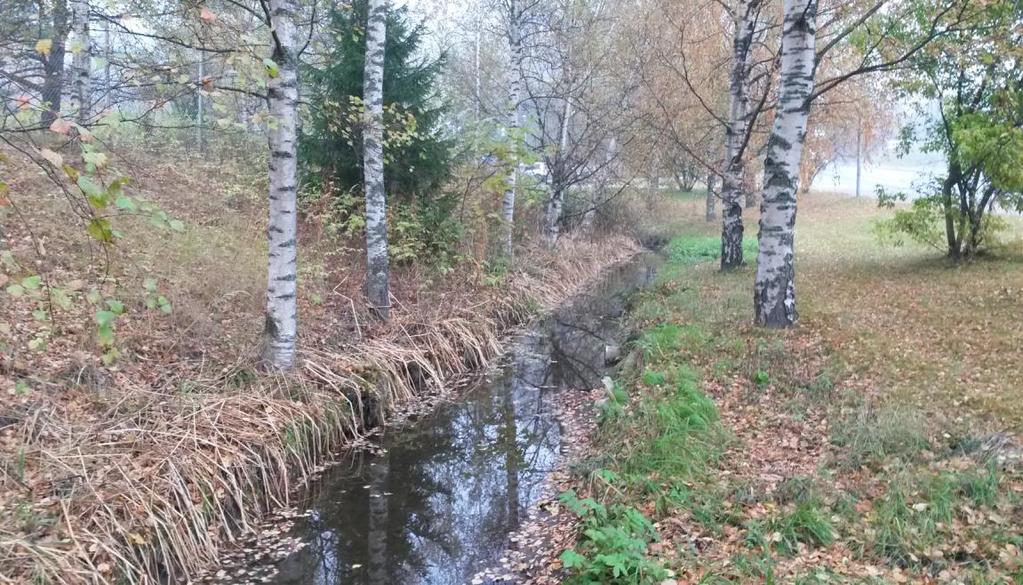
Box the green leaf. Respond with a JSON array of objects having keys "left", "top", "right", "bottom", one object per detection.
[
  {"left": 105, "top": 299, "right": 125, "bottom": 315},
  {"left": 14, "top": 381, "right": 30, "bottom": 395},
  {"left": 78, "top": 176, "right": 107, "bottom": 209},
  {"left": 86, "top": 218, "right": 116, "bottom": 243},
  {"left": 263, "top": 58, "right": 280, "bottom": 78},
  {"left": 143, "top": 278, "right": 158, "bottom": 292},
  {"left": 168, "top": 219, "right": 185, "bottom": 233},
  {"left": 560, "top": 549, "right": 587, "bottom": 569},
  {"left": 157, "top": 296, "right": 172, "bottom": 315},
  {"left": 21, "top": 275, "right": 42, "bottom": 290},
  {"left": 52, "top": 288, "right": 73, "bottom": 311},
  {"left": 96, "top": 310, "right": 117, "bottom": 327},
  {"left": 1, "top": 251, "right": 18, "bottom": 269},
  {"left": 28, "top": 337, "right": 47, "bottom": 351},
  {"left": 32, "top": 308, "right": 48, "bottom": 322},
  {"left": 86, "top": 288, "right": 102, "bottom": 304},
  {"left": 115, "top": 195, "right": 136, "bottom": 211},
  {"left": 6, "top": 284, "right": 25, "bottom": 297}
]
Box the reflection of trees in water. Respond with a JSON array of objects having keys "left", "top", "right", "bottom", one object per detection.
[{"left": 367, "top": 460, "right": 388, "bottom": 585}]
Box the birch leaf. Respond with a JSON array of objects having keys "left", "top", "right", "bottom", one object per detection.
[
  {"left": 35, "top": 39, "right": 52, "bottom": 56},
  {"left": 263, "top": 58, "right": 280, "bottom": 79}
]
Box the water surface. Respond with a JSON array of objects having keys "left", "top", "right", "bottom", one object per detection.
[{"left": 265, "top": 253, "right": 661, "bottom": 585}]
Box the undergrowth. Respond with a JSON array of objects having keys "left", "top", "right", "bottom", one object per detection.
[{"left": 561, "top": 230, "right": 1023, "bottom": 583}]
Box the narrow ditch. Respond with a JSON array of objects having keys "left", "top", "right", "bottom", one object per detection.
[{"left": 214, "top": 252, "right": 663, "bottom": 585}]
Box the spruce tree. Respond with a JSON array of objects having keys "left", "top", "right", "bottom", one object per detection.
[{"left": 302, "top": 0, "right": 450, "bottom": 198}]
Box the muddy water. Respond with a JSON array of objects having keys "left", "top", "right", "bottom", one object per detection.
[{"left": 265, "top": 253, "right": 662, "bottom": 585}]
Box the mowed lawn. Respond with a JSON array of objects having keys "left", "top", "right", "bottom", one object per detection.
[
  {"left": 668, "top": 191, "right": 1023, "bottom": 429},
  {"left": 797, "top": 195, "right": 1023, "bottom": 429}
]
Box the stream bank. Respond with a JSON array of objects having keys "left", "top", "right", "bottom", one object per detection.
[{"left": 206, "top": 252, "right": 664, "bottom": 585}]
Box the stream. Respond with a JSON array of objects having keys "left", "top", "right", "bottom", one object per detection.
[{"left": 251, "top": 252, "right": 662, "bottom": 585}]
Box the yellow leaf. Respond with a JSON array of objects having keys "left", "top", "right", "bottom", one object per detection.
[{"left": 35, "top": 39, "right": 52, "bottom": 56}]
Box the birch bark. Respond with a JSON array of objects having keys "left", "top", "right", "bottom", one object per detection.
[
  {"left": 262, "top": 0, "right": 301, "bottom": 368},
  {"left": 70, "top": 0, "right": 90, "bottom": 123},
  {"left": 363, "top": 0, "right": 391, "bottom": 320},
  {"left": 720, "top": 0, "right": 760, "bottom": 269},
  {"left": 40, "top": 0, "right": 68, "bottom": 127},
  {"left": 502, "top": 0, "right": 525, "bottom": 258},
  {"left": 754, "top": 0, "right": 818, "bottom": 328}
]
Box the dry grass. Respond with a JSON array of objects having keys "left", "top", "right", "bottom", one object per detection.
[{"left": 0, "top": 142, "right": 641, "bottom": 584}]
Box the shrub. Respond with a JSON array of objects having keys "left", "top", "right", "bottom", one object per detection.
[{"left": 558, "top": 491, "right": 667, "bottom": 585}]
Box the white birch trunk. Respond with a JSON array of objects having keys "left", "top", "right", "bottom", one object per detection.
[
  {"left": 543, "top": 87, "right": 573, "bottom": 248},
  {"left": 262, "top": 0, "right": 301, "bottom": 369},
  {"left": 364, "top": 0, "right": 391, "bottom": 320},
  {"left": 754, "top": 0, "right": 818, "bottom": 328},
  {"left": 502, "top": 0, "right": 525, "bottom": 259},
  {"left": 70, "top": 0, "right": 90, "bottom": 123},
  {"left": 721, "top": 0, "right": 759, "bottom": 269}
]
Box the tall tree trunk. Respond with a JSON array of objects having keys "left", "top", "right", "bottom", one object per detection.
[
  {"left": 721, "top": 0, "right": 760, "bottom": 270},
  {"left": 544, "top": 88, "right": 572, "bottom": 248},
  {"left": 706, "top": 172, "right": 717, "bottom": 221},
  {"left": 364, "top": 0, "right": 391, "bottom": 320},
  {"left": 753, "top": 0, "right": 817, "bottom": 329},
  {"left": 942, "top": 163, "right": 962, "bottom": 260},
  {"left": 40, "top": 0, "right": 69, "bottom": 127},
  {"left": 69, "top": 0, "right": 90, "bottom": 124},
  {"left": 502, "top": 0, "right": 525, "bottom": 259},
  {"left": 262, "top": 0, "right": 301, "bottom": 369}
]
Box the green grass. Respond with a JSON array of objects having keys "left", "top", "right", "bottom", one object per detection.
[
  {"left": 665, "top": 234, "right": 758, "bottom": 266},
  {"left": 830, "top": 402, "right": 932, "bottom": 468},
  {"left": 563, "top": 196, "right": 1023, "bottom": 582},
  {"left": 768, "top": 500, "right": 836, "bottom": 555}
]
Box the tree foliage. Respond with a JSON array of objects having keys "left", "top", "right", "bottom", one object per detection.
[
  {"left": 878, "top": 0, "right": 1023, "bottom": 259},
  {"left": 301, "top": 0, "right": 451, "bottom": 199}
]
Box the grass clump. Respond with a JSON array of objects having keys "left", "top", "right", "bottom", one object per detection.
[
  {"left": 615, "top": 366, "right": 723, "bottom": 482},
  {"left": 831, "top": 402, "right": 932, "bottom": 467},
  {"left": 558, "top": 491, "right": 667, "bottom": 584},
  {"left": 768, "top": 500, "right": 836, "bottom": 555},
  {"left": 869, "top": 464, "right": 1003, "bottom": 567}
]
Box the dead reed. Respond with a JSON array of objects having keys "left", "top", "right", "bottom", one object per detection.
[{"left": 0, "top": 234, "right": 639, "bottom": 585}]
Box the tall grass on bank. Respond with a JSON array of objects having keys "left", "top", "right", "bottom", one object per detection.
[{"left": 0, "top": 235, "right": 639, "bottom": 585}]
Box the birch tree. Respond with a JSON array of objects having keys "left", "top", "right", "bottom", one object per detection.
[
  {"left": 753, "top": 0, "right": 817, "bottom": 328},
  {"left": 500, "top": 0, "right": 529, "bottom": 258},
  {"left": 262, "top": 0, "right": 301, "bottom": 368},
  {"left": 720, "top": 0, "right": 763, "bottom": 270},
  {"left": 69, "top": 0, "right": 90, "bottom": 123},
  {"left": 751, "top": 0, "right": 975, "bottom": 328},
  {"left": 363, "top": 0, "right": 391, "bottom": 319},
  {"left": 41, "top": 0, "right": 68, "bottom": 126}
]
